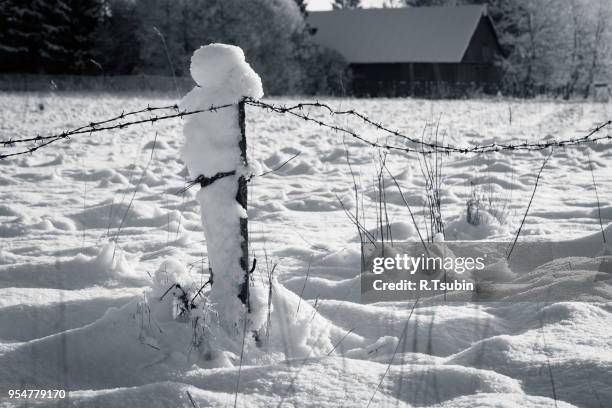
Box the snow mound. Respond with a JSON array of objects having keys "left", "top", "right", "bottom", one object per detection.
[
  {"left": 0, "top": 287, "right": 139, "bottom": 342},
  {"left": 441, "top": 393, "right": 578, "bottom": 407},
  {"left": 0, "top": 299, "right": 164, "bottom": 390},
  {"left": 445, "top": 209, "right": 508, "bottom": 240},
  {"left": 448, "top": 302, "right": 612, "bottom": 408},
  {"left": 0, "top": 242, "right": 143, "bottom": 289},
  {"left": 176, "top": 357, "right": 525, "bottom": 407},
  {"left": 316, "top": 301, "right": 507, "bottom": 357}
]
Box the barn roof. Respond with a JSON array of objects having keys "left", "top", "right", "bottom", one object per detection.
[{"left": 308, "top": 5, "right": 490, "bottom": 64}]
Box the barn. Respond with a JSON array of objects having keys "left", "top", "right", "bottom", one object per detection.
[{"left": 308, "top": 5, "right": 504, "bottom": 97}]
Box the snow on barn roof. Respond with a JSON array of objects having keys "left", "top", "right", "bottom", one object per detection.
[{"left": 308, "top": 5, "right": 489, "bottom": 64}]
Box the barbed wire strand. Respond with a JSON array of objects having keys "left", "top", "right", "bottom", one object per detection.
[
  {"left": 0, "top": 102, "right": 234, "bottom": 159},
  {"left": 243, "top": 98, "right": 612, "bottom": 154},
  {"left": 2, "top": 98, "right": 611, "bottom": 160}
]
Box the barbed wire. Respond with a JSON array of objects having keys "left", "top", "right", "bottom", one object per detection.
[
  {"left": 2, "top": 97, "right": 611, "bottom": 160},
  {"left": 244, "top": 98, "right": 612, "bottom": 154},
  {"left": 0, "top": 102, "right": 234, "bottom": 159},
  {"left": 176, "top": 152, "right": 301, "bottom": 195}
]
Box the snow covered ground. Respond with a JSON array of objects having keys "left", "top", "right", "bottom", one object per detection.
[{"left": 1, "top": 92, "right": 611, "bottom": 407}]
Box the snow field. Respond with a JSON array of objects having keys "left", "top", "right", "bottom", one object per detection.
[{"left": 0, "top": 90, "right": 611, "bottom": 406}]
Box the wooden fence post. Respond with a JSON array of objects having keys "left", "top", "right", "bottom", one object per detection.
[{"left": 236, "top": 99, "right": 250, "bottom": 312}]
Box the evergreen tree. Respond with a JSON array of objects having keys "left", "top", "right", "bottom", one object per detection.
[
  {"left": 65, "top": 0, "right": 103, "bottom": 73},
  {"left": 93, "top": 0, "right": 142, "bottom": 74},
  {"left": 0, "top": 0, "right": 43, "bottom": 72},
  {"left": 0, "top": 0, "right": 103, "bottom": 73},
  {"left": 35, "top": 0, "right": 72, "bottom": 73}
]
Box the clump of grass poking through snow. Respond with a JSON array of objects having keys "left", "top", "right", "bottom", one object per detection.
[{"left": 417, "top": 119, "right": 445, "bottom": 241}]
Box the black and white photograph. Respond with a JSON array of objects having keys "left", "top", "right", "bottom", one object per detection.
[{"left": 1, "top": 0, "right": 611, "bottom": 406}]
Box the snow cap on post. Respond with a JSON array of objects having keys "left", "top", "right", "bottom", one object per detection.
[
  {"left": 180, "top": 43, "right": 263, "bottom": 177},
  {"left": 189, "top": 44, "right": 263, "bottom": 104}
]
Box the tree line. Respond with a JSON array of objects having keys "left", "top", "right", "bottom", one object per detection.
[
  {"left": 1, "top": 0, "right": 610, "bottom": 97},
  {"left": 0, "top": 0, "right": 347, "bottom": 95}
]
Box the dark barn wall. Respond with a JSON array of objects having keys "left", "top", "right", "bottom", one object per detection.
[
  {"left": 460, "top": 16, "right": 503, "bottom": 83},
  {"left": 462, "top": 16, "right": 502, "bottom": 64},
  {"left": 351, "top": 62, "right": 498, "bottom": 97},
  {"left": 350, "top": 17, "right": 503, "bottom": 97}
]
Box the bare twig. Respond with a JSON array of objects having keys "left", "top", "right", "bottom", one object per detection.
[
  {"left": 176, "top": 152, "right": 301, "bottom": 195},
  {"left": 234, "top": 287, "right": 251, "bottom": 408},
  {"left": 254, "top": 152, "right": 301, "bottom": 179},
  {"left": 587, "top": 150, "right": 607, "bottom": 244},
  {"left": 265, "top": 263, "right": 277, "bottom": 339},
  {"left": 327, "top": 328, "right": 355, "bottom": 356},
  {"left": 186, "top": 390, "right": 199, "bottom": 408},
  {"left": 190, "top": 278, "right": 212, "bottom": 306},
  {"left": 507, "top": 148, "right": 554, "bottom": 260},
  {"left": 112, "top": 132, "right": 158, "bottom": 262},
  {"left": 295, "top": 254, "right": 313, "bottom": 319},
  {"left": 382, "top": 160, "right": 429, "bottom": 256},
  {"left": 539, "top": 308, "right": 558, "bottom": 408},
  {"left": 153, "top": 26, "right": 180, "bottom": 99},
  {"left": 366, "top": 295, "right": 420, "bottom": 408},
  {"left": 335, "top": 194, "right": 377, "bottom": 246},
  {"left": 343, "top": 141, "right": 365, "bottom": 268}
]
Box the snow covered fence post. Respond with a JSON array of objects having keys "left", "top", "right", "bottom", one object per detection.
[{"left": 181, "top": 44, "right": 263, "bottom": 329}]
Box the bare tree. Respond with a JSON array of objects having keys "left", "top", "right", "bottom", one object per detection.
[
  {"left": 561, "top": 0, "right": 587, "bottom": 99},
  {"left": 583, "top": 0, "right": 609, "bottom": 98},
  {"left": 332, "top": 0, "right": 362, "bottom": 9}
]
